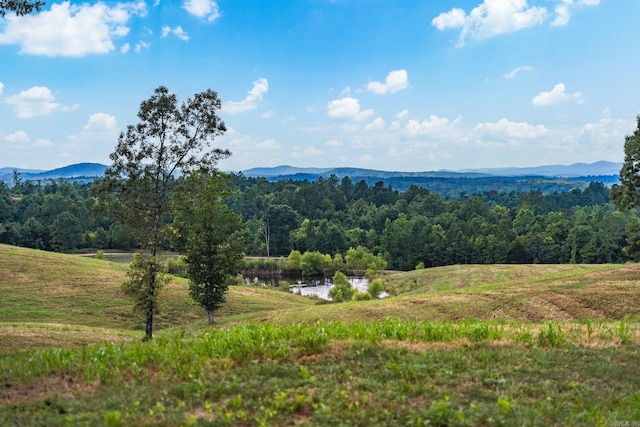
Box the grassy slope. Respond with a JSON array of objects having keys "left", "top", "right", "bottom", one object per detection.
[
  {"left": 0, "top": 244, "right": 316, "bottom": 355},
  {"left": 2, "top": 245, "right": 640, "bottom": 425},
  {"left": 2, "top": 244, "right": 640, "bottom": 351}
]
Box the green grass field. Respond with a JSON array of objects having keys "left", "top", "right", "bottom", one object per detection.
[{"left": 1, "top": 244, "right": 639, "bottom": 426}]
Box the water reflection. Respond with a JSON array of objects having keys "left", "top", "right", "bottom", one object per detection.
[{"left": 244, "top": 276, "right": 388, "bottom": 300}]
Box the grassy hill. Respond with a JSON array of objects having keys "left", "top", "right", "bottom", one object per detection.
[{"left": 1, "top": 245, "right": 639, "bottom": 425}]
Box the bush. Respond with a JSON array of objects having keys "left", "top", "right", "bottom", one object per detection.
[
  {"left": 367, "top": 279, "right": 384, "bottom": 298},
  {"left": 328, "top": 271, "right": 354, "bottom": 302},
  {"left": 354, "top": 290, "right": 372, "bottom": 301},
  {"left": 166, "top": 256, "right": 188, "bottom": 277},
  {"left": 300, "top": 251, "right": 332, "bottom": 276},
  {"left": 95, "top": 250, "right": 105, "bottom": 261}
]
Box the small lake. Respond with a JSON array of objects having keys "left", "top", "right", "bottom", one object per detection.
[{"left": 243, "top": 276, "right": 388, "bottom": 300}]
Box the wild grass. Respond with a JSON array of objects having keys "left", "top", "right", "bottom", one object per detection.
[
  {"left": 1, "top": 318, "right": 639, "bottom": 426},
  {"left": 2, "top": 245, "right": 640, "bottom": 425}
]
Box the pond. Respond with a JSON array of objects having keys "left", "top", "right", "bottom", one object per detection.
[{"left": 243, "top": 276, "right": 388, "bottom": 300}]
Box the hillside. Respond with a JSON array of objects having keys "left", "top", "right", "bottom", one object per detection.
[
  {"left": 2, "top": 244, "right": 639, "bottom": 355},
  {"left": 1, "top": 245, "right": 640, "bottom": 425}
]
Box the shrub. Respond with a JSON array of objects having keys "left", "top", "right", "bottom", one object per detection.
[
  {"left": 328, "top": 271, "right": 354, "bottom": 302},
  {"left": 367, "top": 279, "right": 384, "bottom": 298},
  {"left": 166, "top": 256, "right": 188, "bottom": 277}
]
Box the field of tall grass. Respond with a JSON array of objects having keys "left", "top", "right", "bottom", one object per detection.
[{"left": 1, "top": 244, "right": 639, "bottom": 425}]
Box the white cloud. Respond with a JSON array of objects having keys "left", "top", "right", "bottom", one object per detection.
[
  {"left": 364, "top": 117, "right": 386, "bottom": 131},
  {"left": 405, "top": 115, "right": 462, "bottom": 138},
  {"left": 161, "top": 25, "right": 189, "bottom": 41},
  {"left": 222, "top": 78, "right": 269, "bottom": 115},
  {"left": 433, "top": 0, "right": 547, "bottom": 47},
  {"left": 4, "top": 130, "right": 54, "bottom": 148},
  {"left": 503, "top": 65, "right": 533, "bottom": 79},
  {"left": 325, "top": 139, "right": 343, "bottom": 148},
  {"left": 367, "top": 69, "right": 409, "bottom": 94},
  {"left": 0, "top": 1, "right": 147, "bottom": 57},
  {"left": 67, "top": 113, "right": 119, "bottom": 149},
  {"left": 4, "top": 130, "right": 31, "bottom": 144},
  {"left": 184, "top": 0, "right": 221, "bottom": 22},
  {"left": 327, "top": 97, "right": 374, "bottom": 122},
  {"left": 0, "top": 82, "right": 4, "bottom": 96},
  {"left": 261, "top": 110, "right": 275, "bottom": 119},
  {"left": 5, "top": 86, "right": 78, "bottom": 119},
  {"left": 396, "top": 109, "right": 409, "bottom": 119},
  {"left": 135, "top": 41, "right": 151, "bottom": 52},
  {"left": 255, "top": 139, "right": 281, "bottom": 150},
  {"left": 574, "top": 116, "right": 631, "bottom": 148},
  {"left": 552, "top": 0, "right": 600, "bottom": 27},
  {"left": 532, "top": 82, "right": 583, "bottom": 106},
  {"left": 121, "top": 43, "right": 130, "bottom": 54},
  {"left": 472, "top": 118, "right": 548, "bottom": 139}
]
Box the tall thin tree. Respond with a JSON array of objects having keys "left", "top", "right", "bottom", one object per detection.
[{"left": 93, "top": 86, "right": 228, "bottom": 339}]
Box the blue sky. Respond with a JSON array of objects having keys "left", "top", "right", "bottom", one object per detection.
[{"left": 1, "top": 0, "right": 638, "bottom": 172}]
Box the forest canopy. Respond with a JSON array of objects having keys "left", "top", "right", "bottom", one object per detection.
[{"left": 0, "top": 174, "right": 634, "bottom": 270}]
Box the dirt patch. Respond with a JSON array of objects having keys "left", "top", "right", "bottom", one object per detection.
[
  {"left": 0, "top": 374, "right": 98, "bottom": 406},
  {"left": 380, "top": 338, "right": 472, "bottom": 352}
]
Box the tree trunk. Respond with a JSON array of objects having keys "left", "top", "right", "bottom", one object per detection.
[
  {"left": 145, "top": 310, "right": 153, "bottom": 340},
  {"left": 207, "top": 310, "right": 214, "bottom": 325}
]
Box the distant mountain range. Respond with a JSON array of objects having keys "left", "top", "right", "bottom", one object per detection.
[
  {"left": 241, "top": 161, "right": 622, "bottom": 179},
  {"left": 0, "top": 163, "right": 108, "bottom": 183},
  {"left": 0, "top": 160, "right": 622, "bottom": 185}
]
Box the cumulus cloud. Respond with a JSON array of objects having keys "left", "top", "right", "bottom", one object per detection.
[
  {"left": 0, "top": 82, "right": 4, "bottom": 96},
  {"left": 367, "top": 69, "right": 409, "bottom": 94},
  {"left": 135, "top": 41, "right": 151, "bottom": 52},
  {"left": 5, "top": 86, "right": 78, "bottom": 119},
  {"left": 161, "top": 25, "right": 189, "bottom": 41},
  {"left": 405, "top": 115, "right": 462, "bottom": 138},
  {"left": 503, "top": 65, "right": 533, "bottom": 79},
  {"left": 0, "top": 1, "right": 147, "bottom": 57},
  {"left": 255, "top": 139, "right": 281, "bottom": 150},
  {"left": 552, "top": 0, "right": 600, "bottom": 27},
  {"left": 327, "top": 97, "right": 374, "bottom": 122},
  {"left": 396, "top": 109, "right": 409, "bottom": 119},
  {"left": 433, "top": 0, "right": 600, "bottom": 47},
  {"left": 184, "top": 0, "right": 221, "bottom": 22},
  {"left": 574, "top": 116, "right": 631, "bottom": 148},
  {"left": 222, "top": 78, "right": 269, "bottom": 115},
  {"left": 433, "top": 0, "right": 547, "bottom": 47},
  {"left": 66, "top": 113, "right": 119, "bottom": 149},
  {"left": 532, "top": 83, "right": 583, "bottom": 106},
  {"left": 4, "top": 130, "right": 54, "bottom": 148},
  {"left": 364, "top": 117, "right": 386, "bottom": 131},
  {"left": 472, "top": 118, "right": 548, "bottom": 140}
]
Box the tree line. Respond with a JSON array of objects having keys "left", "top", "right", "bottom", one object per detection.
[{"left": 1, "top": 171, "right": 637, "bottom": 269}]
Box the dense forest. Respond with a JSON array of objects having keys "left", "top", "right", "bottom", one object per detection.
[{"left": 0, "top": 174, "right": 637, "bottom": 271}]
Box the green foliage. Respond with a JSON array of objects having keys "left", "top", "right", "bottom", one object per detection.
[
  {"left": 287, "top": 250, "right": 302, "bottom": 270},
  {"left": 95, "top": 250, "right": 105, "bottom": 260},
  {"left": 612, "top": 116, "right": 640, "bottom": 212},
  {"left": 328, "top": 271, "right": 354, "bottom": 302},
  {"left": 165, "top": 256, "right": 187, "bottom": 277},
  {"left": 172, "top": 172, "right": 245, "bottom": 324},
  {"left": 345, "top": 246, "right": 386, "bottom": 272},
  {"left": 367, "top": 279, "right": 384, "bottom": 298},
  {"left": 89, "top": 86, "right": 228, "bottom": 339},
  {"left": 300, "top": 251, "right": 332, "bottom": 276},
  {"left": 122, "top": 254, "right": 169, "bottom": 329},
  {"left": 0, "top": 0, "right": 45, "bottom": 17}
]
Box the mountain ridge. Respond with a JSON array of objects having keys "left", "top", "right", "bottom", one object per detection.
[{"left": 0, "top": 160, "right": 622, "bottom": 184}]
